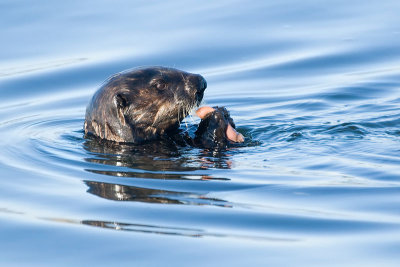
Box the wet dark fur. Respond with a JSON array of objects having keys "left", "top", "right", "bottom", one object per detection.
[
  {"left": 194, "top": 107, "right": 236, "bottom": 149},
  {"left": 84, "top": 67, "right": 206, "bottom": 143}
]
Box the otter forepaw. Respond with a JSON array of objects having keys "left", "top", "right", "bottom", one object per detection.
[{"left": 194, "top": 106, "right": 244, "bottom": 149}]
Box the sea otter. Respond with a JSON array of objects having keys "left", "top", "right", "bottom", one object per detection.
[
  {"left": 84, "top": 66, "right": 243, "bottom": 148},
  {"left": 84, "top": 66, "right": 206, "bottom": 143}
]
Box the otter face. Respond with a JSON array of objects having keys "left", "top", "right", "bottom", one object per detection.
[{"left": 85, "top": 67, "right": 207, "bottom": 143}]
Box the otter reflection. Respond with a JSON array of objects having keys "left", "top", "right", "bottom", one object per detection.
[
  {"left": 83, "top": 134, "right": 234, "bottom": 174},
  {"left": 80, "top": 220, "right": 296, "bottom": 242},
  {"left": 82, "top": 220, "right": 205, "bottom": 237},
  {"left": 85, "top": 180, "right": 231, "bottom": 207},
  {"left": 82, "top": 133, "right": 235, "bottom": 207}
]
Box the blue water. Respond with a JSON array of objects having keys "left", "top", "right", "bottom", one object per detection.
[{"left": 1, "top": 0, "right": 400, "bottom": 266}]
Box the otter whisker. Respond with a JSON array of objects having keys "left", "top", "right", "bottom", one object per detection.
[
  {"left": 183, "top": 105, "right": 189, "bottom": 130},
  {"left": 152, "top": 103, "right": 169, "bottom": 126},
  {"left": 179, "top": 105, "right": 184, "bottom": 128},
  {"left": 177, "top": 105, "right": 180, "bottom": 125},
  {"left": 184, "top": 117, "right": 188, "bottom": 130},
  {"left": 188, "top": 112, "right": 196, "bottom": 124}
]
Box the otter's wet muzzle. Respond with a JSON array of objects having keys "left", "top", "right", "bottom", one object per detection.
[{"left": 194, "top": 75, "right": 207, "bottom": 103}]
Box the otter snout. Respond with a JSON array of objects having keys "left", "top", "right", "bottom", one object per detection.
[
  {"left": 197, "top": 75, "right": 207, "bottom": 93},
  {"left": 189, "top": 74, "right": 207, "bottom": 103}
]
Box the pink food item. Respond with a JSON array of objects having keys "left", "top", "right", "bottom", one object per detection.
[
  {"left": 196, "top": 106, "right": 244, "bottom": 143},
  {"left": 196, "top": 106, "right": 216, "bottom": 119},
  {"left": 226, "top": 123, "right": 244, "bottom": 143}
]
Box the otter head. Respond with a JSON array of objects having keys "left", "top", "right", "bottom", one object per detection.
[{"left": 84, "top": 67, "right": 207, "bottom": 143}]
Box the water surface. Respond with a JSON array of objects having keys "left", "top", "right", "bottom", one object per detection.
[{"left": 1, "top": 0, "right": 400, "bottom": 266}]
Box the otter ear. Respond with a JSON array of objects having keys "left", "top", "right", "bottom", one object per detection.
[
  {"left": 114, "top": 93, "right": 129, "bottom": 125},
  {"left": 114, "top": 93, "right": 129, "bottom": 109}
]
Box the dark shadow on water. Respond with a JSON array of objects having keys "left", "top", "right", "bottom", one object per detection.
[
  {"left": 81, "top": 219, "right": 207, "bottom": 238},
  {"left": 85, "top": 169, "right": 230, "bottom": 181},
  {"left": 82, "top": 134, "right": 237, "bottom": 174},
  {"left": 0, "top": 206, "right": 297, "bottom": 242},
  {"left": 84, "top": 180, "right": 231, "bottom": 207},
  {"left": 80, "top": 219, "right": 299, "bottom": 242},
  {"left": 81, "top": 134, "right": 240, "bottom": 206}
]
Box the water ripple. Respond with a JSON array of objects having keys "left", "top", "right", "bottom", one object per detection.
[{"left": 2, "top": 1, "right": 400, "bottom": 264}]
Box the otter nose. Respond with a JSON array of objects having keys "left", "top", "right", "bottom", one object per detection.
[{"left": 197, "top": 75, "right": 207, "bottom": 93}]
